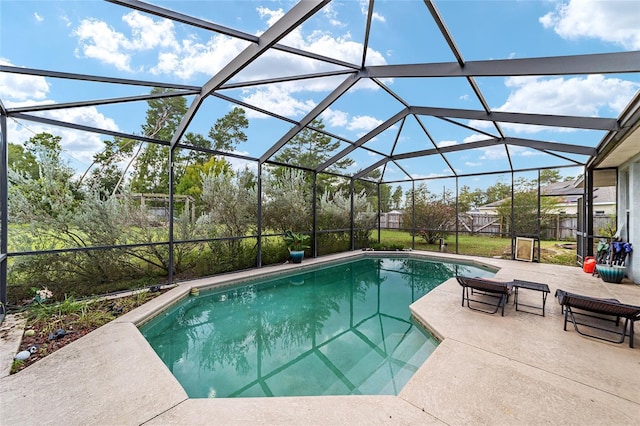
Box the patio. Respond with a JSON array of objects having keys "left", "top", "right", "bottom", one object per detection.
[{"left": 1, "top": 251, "right": 638, "bottom": 425}]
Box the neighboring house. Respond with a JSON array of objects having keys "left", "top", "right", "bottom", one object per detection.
[
  {"left": 380, "top": 210, "right": 403, "bottom": 229},
  {"left": 475, "top": 180, "right": 616, "bottom": 216},
  {"left": 542, "top": 180, "right": 616, "bottom": 216}
]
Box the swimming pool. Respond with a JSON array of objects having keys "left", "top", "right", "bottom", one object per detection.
[{"left": 140, "top": 256, "right": 494, "bottom": 398}]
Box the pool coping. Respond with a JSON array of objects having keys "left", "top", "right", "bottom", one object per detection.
[{"left": 1, "top": 251, "right": 639, "bottom": 425}]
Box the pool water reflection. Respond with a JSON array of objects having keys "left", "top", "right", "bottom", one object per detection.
[{"left": 140, "top": 257, "right": 494, "bottom": 398}]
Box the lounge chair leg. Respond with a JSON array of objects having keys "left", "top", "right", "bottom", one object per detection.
[
  {"left": 563, "top": 308, "right": 569, "bottom": 331},
  {"left": 631, "top": 321, "right": 635, "bottom": 348}
]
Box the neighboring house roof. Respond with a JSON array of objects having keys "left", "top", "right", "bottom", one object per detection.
[
  {"left": 540, "top": 179, "right": 583, "bottom": 197},
  {"left": 591, "top": 186, "right": 617, "bottom": 204},
  {"left": 477, "top": 180, "right": 616, "bottom": 210}
]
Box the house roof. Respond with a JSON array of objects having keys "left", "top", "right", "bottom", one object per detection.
[{"left": 480, "top": 180, "right": 616, "bottom": 209}]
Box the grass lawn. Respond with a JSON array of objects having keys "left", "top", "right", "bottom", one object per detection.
[{"left": 377, "top": 229, "right": 577, "bottom": 266}]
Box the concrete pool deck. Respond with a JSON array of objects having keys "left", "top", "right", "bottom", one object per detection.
[{"left": 1, "top": 251, "right": 639, "bottom": 425}]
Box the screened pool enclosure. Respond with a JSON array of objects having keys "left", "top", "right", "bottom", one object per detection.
[{"left": 1, "top": 0, "right": 640, "bottom": 312}]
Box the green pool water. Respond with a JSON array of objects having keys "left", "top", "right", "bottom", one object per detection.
[{"left": 140, "top": 257, "right": 494, "bottom": 398}]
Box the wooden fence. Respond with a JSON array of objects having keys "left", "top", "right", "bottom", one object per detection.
[
  {"left": 458, "top": 214, "right": 614, "bottom": 241},
  {"left": 382, "top": 213, "right": 615, "bottom": 241}
]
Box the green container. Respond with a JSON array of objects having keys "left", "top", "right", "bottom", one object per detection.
[{"left": 597, "top": 265, "right": 625, "bottom": 283}]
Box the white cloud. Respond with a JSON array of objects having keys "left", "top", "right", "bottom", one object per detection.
[
  {"left": 0, "top": 59, "right": 49, "bottom": 101},
  {"left": 359, "top": 0, "right": 386, "bottom": 23},
  {"left": 479, "top": 146, "right": 508, "bottom": 160},
  {"left": 256, "top": 6, "right": 284, "bottom": 27},
  {"left": 8, "top": 107, "right": 118, "bottom": 166},
  {"left": 73, "top": 18, "right": 136, "bottom": 71},
  {"left": 437, "top": 140, "right": 458, "bottom": 148},
  {"left": 413, "top": 172, "right": 448, "bottom": 179},
  {"left": 121, "top": 11, "right": 178, "bottom": 51},
  {"left": 1, "top": 60, "right": 118, "bottom": 166},
  {"left": 60, "top": 14, "right": 72, "bottom": 28},
  {"left": 320, "top": 108, "right": 349, "bottom": 127},
  {"left": 225, "top": 155, "right": 257, "bottom": 174},
  {"left": 348, "top": 115, "right": 383, "bottom": 133},
  {"left": 371, "top": 12, "right": 386, "bottom": 23},
  {"left": 152, "top": 36, "right": 249, "bottom": 79},
  {"left": 241, "top": 85, "right": 317, "bottom": 119},
  {"left": 465, "top": 161, "right": 482, "bottom": 167},
  {"left": 73, "top": 11, "right": 178, "bottom": 72},
  {"left": 463, "top": 134, "right": 492, "bottom": 143},
  {"left": 322, "top": 3, "right": 345, "bottom": 27},
  {"left": 34, "top": 12, "right": 44, "bottom": 23},
  {"left": 540, "top": 0, "right": 640, "bottom": 50},
  {"left": 70, "top": 5, "right": 387, "bottom": 123},
  {"left": 469, "top": 75, "right": 639, "bottom": 133}
]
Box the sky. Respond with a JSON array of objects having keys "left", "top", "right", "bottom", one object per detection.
[{"left": 1, "top": 0, "right": 639, "bottom": 191}]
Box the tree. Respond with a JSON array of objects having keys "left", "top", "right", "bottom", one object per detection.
[
  {"left": 7, "top": 133, "right": 143, "bottom": 293},
  {"left": 198, "top": 168, "right": 257, "bottom": 238},
  {"left": 317, "top": 187, "right": 376, "bottom": 247},
  {"left": 8, "top": 143, "right": 39, "bottom": 179},
  {"left": 485, "top": 180, "right": 511, "bottom": 204},
  {"left": 129, "top": 99, "right": 249, "bottom": 197},
  {"left": 402, "top": 183, "right": 455, "bottom": 244},
  {"left": 175, "top": 157, "right": 231, "bottom": 200},
  {"left": 85, "top": 137, "right": 136, "bottom": 198},
  {"left": 208, "top": 107, "right": 248, "bottom": 152},
  {"left": 350, "top": 169, "right": 392, "bottom": 212},
  {"left": 539, "top": 169, "right": 562, "bottom": 185},
  {"left": 262, "top": 168, "right": 312, "bottom": 233},
  {"left": 9, "top": 133, "right": 82, "bottom": 221},
  {"left": 391, "top": 185, "right": 403, "bottom": 210},
  {"left": 274, "top": 119, "right": 352, "bottom": 171},
  {"left": 181, "top": 132, "right": 212, "bottom": 166},
  {"left": 128, "top": 88, "right": 189, "bottom": 194},
  {"left": 495, "top": 178, "right": 557, "bottom": 236},
  {"left": 457, "top": 185, "right": 486, "bottom": 213}
]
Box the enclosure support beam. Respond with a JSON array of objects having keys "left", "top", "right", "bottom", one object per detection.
[
  {"left": 537, "top": 170, "right": 542, "bottom": 262},
  {"left": 171, "top": 0, "right": 330, "bottom": 149},
  {"left": 106, "top": 0, "right": 357, "bottom": 70},
  {"left": 257, "top": 163, "right": 263, "bottom": 267},
  {"left": 317, "top": 108, "right": 407, "bottom": 173},
  {"left": 0, "top": 64, "right": 200, "bottom": 91},
  {"left": 312, "top": 172, "right": 318, "bottom": 259},
  {"left": 168, "top": 148, "right": 176, "bottom": 285},
  {"left": 377, "top": 183, "right": 381, "bottom": 244},
  {"left": 586, "top": 168, "right": 595, "bottom": 258},
  {"left": 409, "top": 106, "right": 618, "bottom": 131},
  {"left": 510, "top": 171, "right": 515, "bottom": 260},
  {"left": 365, "top": 51, "right": 640, "bottom": 78},
  {"left": 0, "top": 112, "right": 7, "bottom": 315},
  {"left": 350, "top": 179, "right": 355, "bottom": 251},
  {"left": 411, "top": 181, "right": 416, "bottom": 250},
  {"left": 262, "top": 73, "right": 360, "bottom": 163},
  {"left": 455, "top": 177, "right": 459, "bottom": 255}
]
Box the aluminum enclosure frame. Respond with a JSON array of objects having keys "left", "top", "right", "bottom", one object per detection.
[{"left": 1, "top": 0, "right": 640, "bottom": 314}]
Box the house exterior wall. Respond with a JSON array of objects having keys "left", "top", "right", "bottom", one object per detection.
[
  {"left": 380, "top": 211, "right": 403, "bottom": 229},
  {"left": 617, "top": 156, "right": 640, "bottom": 283}
]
